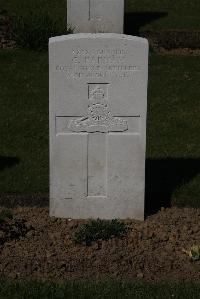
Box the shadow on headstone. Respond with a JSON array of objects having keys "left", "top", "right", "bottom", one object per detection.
[
  {"left": 0, "top": 156, "right": 20, "bottom": 171},
  {"left": 124, "top": 11, "right": 168, "bottom": 35},
  {"left": 145, "top": 158, "right": 200, "bottom": 216}
]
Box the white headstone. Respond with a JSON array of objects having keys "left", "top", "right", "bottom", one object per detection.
[
  {"left": 49, "top": 34, "right": 149, "bottom": 220},
  {"left": 67, "top": 0, "right": 124, "bottom": 33}
]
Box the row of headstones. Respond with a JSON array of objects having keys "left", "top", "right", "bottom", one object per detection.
[{"left": 49, "top": 0, "right": 149, "bottom": 220}]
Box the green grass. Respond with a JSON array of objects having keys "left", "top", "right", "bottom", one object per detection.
[
  {"left": 0, "top": 280, "right": 200, "bottom": 299},
  {"left": 0, "top": 50, "right": 199, "bottom": 208},
  {"left": 0, "top": 49, "right": 49, "bottom": 194},
  {"left": 1, "top": 0, "right": 66, "bottom": 21},
  {"left": 148, "top": 54, "right": 200, "bottom": 158},
  {"left": 147, "top": 54, "right": 200, "bottom": 208},
  {"left": 125, "top": 0, "right": 200, "bottom": 30}
]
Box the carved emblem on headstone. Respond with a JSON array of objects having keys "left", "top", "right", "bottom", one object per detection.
[{"left": 68, "top": 85, "right": 128, "bottom": 133}]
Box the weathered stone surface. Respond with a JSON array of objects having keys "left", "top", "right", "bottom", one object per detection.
[
  {"left": 49, "top": 33, "right": 149, "bottom": 220},
  {"left": 67, "top": 0, "right": 124, "bottom": 33}
]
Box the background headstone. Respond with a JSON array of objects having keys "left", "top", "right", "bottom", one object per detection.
[
  {"left": 49, "top": 34, "right": 149, "bottom": 220},
  {"left": 67, "top": 0, "right": 124, "bottom": 33}
]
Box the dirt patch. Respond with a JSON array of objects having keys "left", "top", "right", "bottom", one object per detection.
[
  {"left": 0, "top": 206, "right": 200, "bottom": 282},
  {"left": 156, "top": 47, "right": 200, "bottom": 56}
]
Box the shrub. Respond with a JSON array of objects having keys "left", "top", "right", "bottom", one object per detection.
[
  {"left": 10, "top": 11, "right": 73, "bottom": 51},
  {"left": 0, "top": 211, "right": 28, "bottom": 247},
  {"left": 183, "top": 245, "right": 200, "bottom": 261},
  {"left": 73, "top": 219, "right": 128, "bottom": 245},
  {"left": 0, "top": 209, "right": 13, "bottom": 223}
]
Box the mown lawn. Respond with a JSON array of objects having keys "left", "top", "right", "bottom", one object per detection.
[
  {"left": 125, "top": 0, "right": 200, "bottom": 30},
  {"left": 146, "top": 54, "right": 200, "bottom": 210},
  {"left": 0, "top": 49, "right": 199, "bottom": 208},
  {"left": 0, "top": 50, "right": 49, "bottom": 194},
  {"left": 1, "top": 280, "right": 200, "bottom": 299},
  {"left": 1, "top": 0, "right": 66, "bottom": 21}
]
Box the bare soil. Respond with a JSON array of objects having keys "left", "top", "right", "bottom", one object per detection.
[
  {"left": 0, "top": 206, "right": 200, "bottom": 282},
  {"left": 157, "top": 47, "right": 200, "bottom": 56}
]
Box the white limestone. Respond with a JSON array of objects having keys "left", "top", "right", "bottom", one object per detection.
[
  {"left": 49, "top": 33, "right": 149, "bottom": 220},
  {"left": 67, "top": 0, "right": 124, "bottom": 33}
]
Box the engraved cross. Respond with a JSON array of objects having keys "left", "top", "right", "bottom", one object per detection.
[
  {"left": 56, "top": 84, "right": 140, "bottom": 198},
  {"left": 68, "top": 83, "right": 128, "bottom": 197},
  {"left": 88, "top": 0, "right": 102, "bottom": 21}
]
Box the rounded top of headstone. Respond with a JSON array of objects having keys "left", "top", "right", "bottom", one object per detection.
[{"left": 49, "top": 33, "right": 148, "bottom": 46}]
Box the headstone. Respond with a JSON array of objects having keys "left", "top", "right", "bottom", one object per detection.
[
  {"left": 67, "top": 0, "right": 124, "bottom": 33},
  {"left": 49, "top": 33, "right": 149, "bottom": 220}
]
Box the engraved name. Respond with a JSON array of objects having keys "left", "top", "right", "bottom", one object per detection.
[{"left": 56, "top": 48, "right": 141, "bottom": 79}]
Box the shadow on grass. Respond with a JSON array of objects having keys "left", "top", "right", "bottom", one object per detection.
[
  {"left": 0, "top": 157, "right": 199, "bottom": 214},
  {"left": 124, "top": 11, "right": 168, "bottom": 35},
  {"left": 0, "top": 156, "right": 20, "bottom": 171},
  {"left": 145, "top": 158, "right": 200, "bottom": 216}
]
